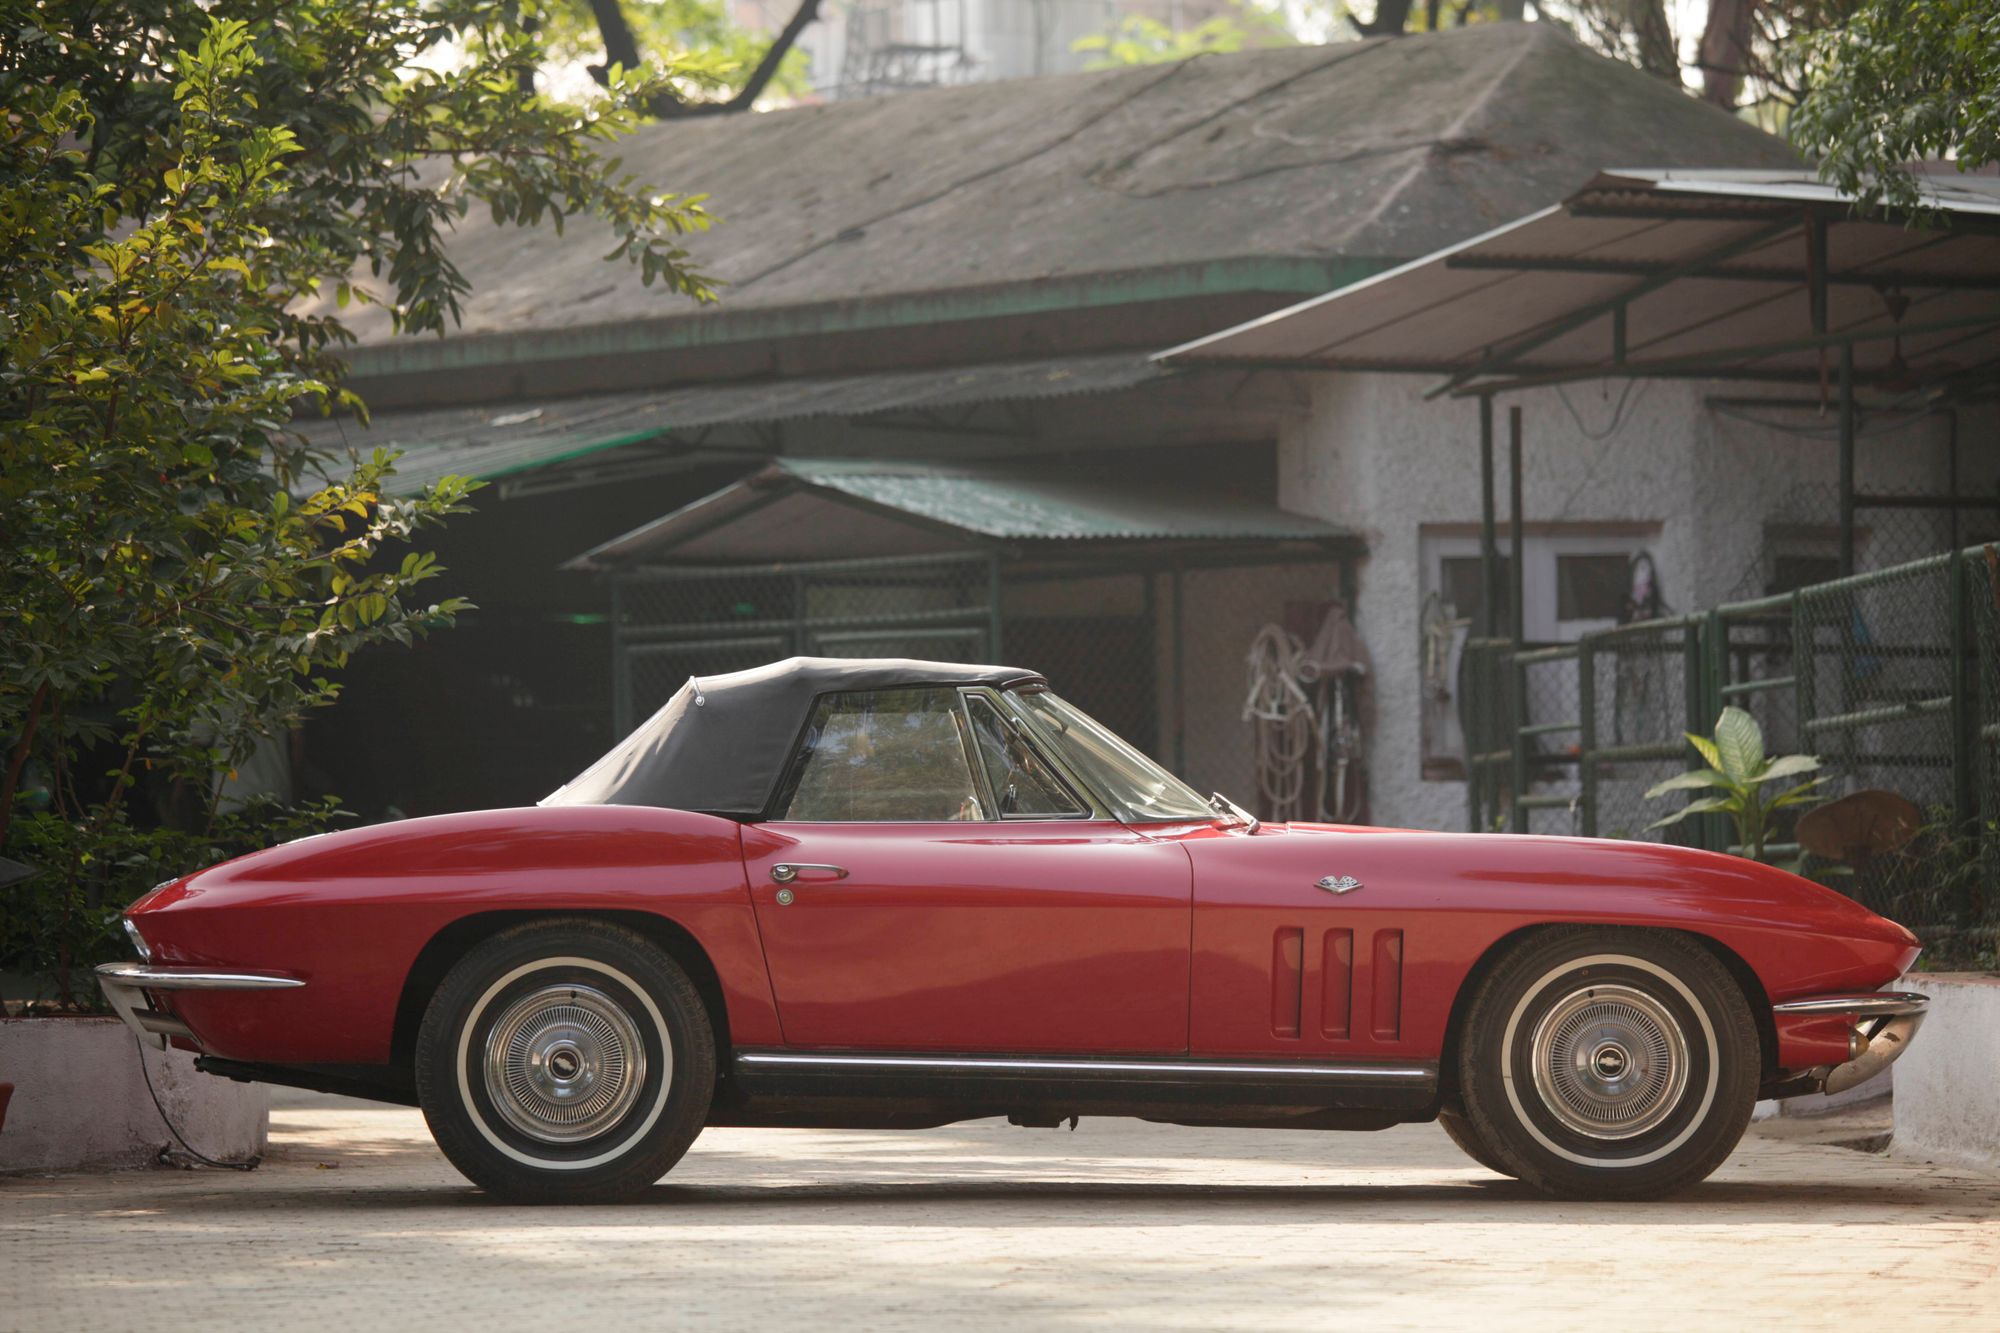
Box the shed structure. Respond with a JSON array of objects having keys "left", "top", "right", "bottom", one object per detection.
[{"left": 569, "top": 459, "right": 1358, "bottom": 794}]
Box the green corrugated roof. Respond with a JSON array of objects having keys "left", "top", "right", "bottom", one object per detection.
[
  {"left": 296, "top": 354, "right": 1170, "bottom": 496},
  {"left": 570, "top": 458, "right": 1355, "bottom": 569},
  {"left": 786, "top": 460, "right": 1346, "bottom": 542}
]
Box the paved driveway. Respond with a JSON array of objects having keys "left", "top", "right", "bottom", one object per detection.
[{"left": 4, "top": 1098, "right": 1997, "bottom": 1330}]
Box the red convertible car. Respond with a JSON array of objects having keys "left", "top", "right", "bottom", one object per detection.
[{"left": 101, "top": 658, "right": 1927, "bottom": 1202}]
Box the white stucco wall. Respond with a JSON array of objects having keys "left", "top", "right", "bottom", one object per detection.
[{"left": 1277, "top": 372, "right": 2000, "bottom": 832}]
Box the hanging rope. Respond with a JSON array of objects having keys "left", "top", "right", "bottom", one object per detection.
[{"left": 1242, "top": 624, "right": 1320, "bottom": 822}]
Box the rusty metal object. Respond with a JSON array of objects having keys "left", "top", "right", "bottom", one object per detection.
[{"left": 1795, "top": 789, "right": 1924, "bottom": 863}]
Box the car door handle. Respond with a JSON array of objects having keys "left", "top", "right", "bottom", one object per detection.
[{"left": 770, "top": 863, "right": 850, "bottom": 884}]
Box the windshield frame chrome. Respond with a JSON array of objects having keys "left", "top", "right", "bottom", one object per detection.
[
  {"left": 1000, "top": 685, "right": 1216, "bottom": 826},
  {"left": 961, "top": 687, "right": 1109, "bottom": 820}
]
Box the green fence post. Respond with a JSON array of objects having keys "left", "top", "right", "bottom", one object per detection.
[
  {"left": 1951, "top": 552, "right": 1975, "bottom": 827},
  {"left": 610, "top": 577, "right": 630, "bottom": 738},
  {"left": 1949, "top": 551, "right": 1976, "bottom": 929},
  {"left": 1465, "top": 641, "right": 1484, "bottom": 833},
  {"left": 1510, "top": 650, "right": 1529, "bottom": 834},
  {"left": 1579, "top": 634, "right": 1598, "bottom": 838},
  {"left": 1793, "top": 588, "right": 1815, "bottom": 764}
]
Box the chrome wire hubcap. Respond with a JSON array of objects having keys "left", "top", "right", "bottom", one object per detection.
[
  {"left": 1529, "top": 983, "right": 1688, "bottom": 1141},
  {"left": 483, "top": 983, "right": 646, "bottom": 1144}
]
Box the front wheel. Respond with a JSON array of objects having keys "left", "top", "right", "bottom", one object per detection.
[
  {"left": 415, "top": 919, "right": 715, "bottom": 1203},
  {"left": 1456, "top": 927, "right": 1759, "bottom": 1200}
]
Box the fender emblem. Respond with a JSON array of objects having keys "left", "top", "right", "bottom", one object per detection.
[{"left": 1316, "top": 875, "right": 1363, "bottom": 895}]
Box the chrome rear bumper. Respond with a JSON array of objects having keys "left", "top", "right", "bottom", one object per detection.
[
  {"left": 96, "top": 962, "right": 305, "bottom": 1050},
  {"left": 1772, "top": 991, "right": 1928, "bottom": 1096}
]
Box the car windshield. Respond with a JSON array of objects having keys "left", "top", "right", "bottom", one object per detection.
[{"left": 1011, "top": 689, "right": 1217, "bottom": 823}]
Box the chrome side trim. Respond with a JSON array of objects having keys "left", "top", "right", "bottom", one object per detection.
[
  {"left": 98, "top": 963, "right": 306, "bottom": 991},
  {"left": 1772, "top": 991, "right": 1929, "bottom": 1018},
  {"left": 736, "top": 1052, "right": 1434, "bottom": 1080},
  {"left": 96, "top": 962, "right": 305, "bottom": 1051}
]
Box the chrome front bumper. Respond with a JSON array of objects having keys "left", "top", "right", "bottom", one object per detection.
[
  {"left": 96, "top": 962, "right": 305, "bottom": 1050},
  {"left": 1772, "top": 991, "right": 1929, "bottom": 1096}
]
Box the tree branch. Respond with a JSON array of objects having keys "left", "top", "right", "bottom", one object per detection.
[
  {"left": 718, "top": 0, "right": 820, "bottom": 113},
  {"left": 0, "top": 682, "right": 49, "bottom": 849},
  {"left": 586, "top": 0, "right": 644, "bottom": 79},
  {"left": 586, "top": 0, "right": 820, "bottom": 117},
  {"left": 1350, "top": 0, "right": 1414, "bottom": 38},
  {"left": 1696, "top": 0, "right": 1754, "bottom": 108}
]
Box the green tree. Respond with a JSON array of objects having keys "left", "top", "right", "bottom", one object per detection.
[
  {"left": 554, "top": 0, "right": 820, "bottom": 112},
  {"left": 1075, "top": 4, "right": 1299, "bottom": 69},
  {"left": 0, "top": 4, "right": 716, "bottom": 1002},
  {"left": 1792, "top": 0, "right": 1999, "bottom": 213}
]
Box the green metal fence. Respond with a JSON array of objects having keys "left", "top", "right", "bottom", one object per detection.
[{"left": 1465, "top": 545, "right": 1999, "bottom": 966}]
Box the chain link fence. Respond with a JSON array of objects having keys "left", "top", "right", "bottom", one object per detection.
[{"left": 1467, "top": 545, "right": 1999, "bottom": 967}]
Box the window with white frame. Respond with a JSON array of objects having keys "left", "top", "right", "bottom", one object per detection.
[{"left": 1418, "top": 524, "right": 1663, "bottom": 779}]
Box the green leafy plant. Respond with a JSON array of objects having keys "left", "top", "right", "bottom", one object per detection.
[
  {"left": 1645, "top": 707, "right": 1824, "bottom": 860},
  {"left": 1792, "top": 0, "right": 1999, "bottom": 217},
  {"left": 2, "top": 6, "right": 721, "bottom": 1004}
]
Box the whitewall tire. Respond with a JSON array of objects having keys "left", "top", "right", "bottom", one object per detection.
[
  {"left": 415, "top": 919, "right": 714, "bottom": 1203},
  {"left": 1456, "top": 927, "right": 1759, "bottom": 1200}
]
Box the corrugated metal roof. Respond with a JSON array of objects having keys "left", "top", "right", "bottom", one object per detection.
[
  {"left": 570, "top": 459, "right": 1356, "bottom": 568},
  {"left": 1158, "top": 170, "right": 2000, "bottom": 392},
  {"left": 1614, "top": 168, "right": 2000, "bottom": 216},
  {"left": 789, "top": 460, "right": 1350, "bottom": 542},
  {"left": 296, "top": 354, "right": 1170, "bottom": 495}
]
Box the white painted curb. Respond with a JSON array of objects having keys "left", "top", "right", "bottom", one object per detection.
[
  {"left": 1, "top": 1016, "right": 268, "bottom": 1172},
  {"left": 1891, "top": 972, "right": 2000, "bottom": 1172}
]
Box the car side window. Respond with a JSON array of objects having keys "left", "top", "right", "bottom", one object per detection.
[
  {"left": 963, "top": 694, "right": 1085, "bottom": 818},
  {"left": 781, "top": 688, "right": 985, "bottom": 822}
]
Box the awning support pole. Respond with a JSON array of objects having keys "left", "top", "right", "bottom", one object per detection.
[
  {"left": 1508, "top": 405, "right": 1528, "bottom": 834},
  {"left": 1947, "top": 409, "right": 1962, "bottom": 553},
  {"left": 1839, "top": 342, "right": 1856, "bottom": 576},
  {"left": 1171, "top": 563, "right": 1187, "bottom": 776},
  {"left": 1806, "top": 214, "right": 1829, "bottom": 335},
  {"left": 1479, "top": 395, "right": 1499, "bottom": 638},
  {"left": 1509, "top": 405, "right": 1526, "bottom": 650}
]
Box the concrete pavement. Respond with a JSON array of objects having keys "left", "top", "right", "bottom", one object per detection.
[{"left": 4, "top": 1096, "right": 1997, "bottom": 1330}]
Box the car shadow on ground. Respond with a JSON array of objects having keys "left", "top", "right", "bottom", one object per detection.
[{"left": 116, "top": 1173, "right": 1995, "bottom": 1222}]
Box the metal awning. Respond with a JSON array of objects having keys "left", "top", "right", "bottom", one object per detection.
[
  {"left": 567, "top": 458, "right": 1357, "bottom": 569},
  {"left": 297, "top": 354, "right": 1173, "bottom": 495},
  {"left": 1159, "top": 170, "right": 2000, "bottom": 399}
]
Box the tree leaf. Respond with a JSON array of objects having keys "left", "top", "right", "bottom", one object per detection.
[
  {"left": 1769, "top": 779, "right": 1826, "bottom": 810},
  {"left": 1645, "top": 770, "right": 1729, "bottom": 798},
  {"left": 1646, "top": 795, "right": 1734, "bottom": 830},
  {"left": 1712, "top": 706, "right": 1765, "bottom": 784},
  {"left": 1755, "top": 753, "right": 1822, "bottom": 784}
]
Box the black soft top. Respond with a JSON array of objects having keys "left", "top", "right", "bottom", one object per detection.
[{"left": 542, "top": 656, "right": 1045, "bottom": 818}]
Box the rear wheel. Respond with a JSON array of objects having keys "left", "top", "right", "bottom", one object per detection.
[
  {"left": 1456, "top": 927, "right": 1759, "bottom": 1200},
  {"left": 415, "top": 919, "right": 714, "bottom": 1203}
]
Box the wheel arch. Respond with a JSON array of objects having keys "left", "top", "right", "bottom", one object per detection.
[
  {"left": 1436, "top": 922, "right": 1776, "bottom": 1105},
  {"left": 390, "top": 909, "right": 733, "bottom": 1073}
]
